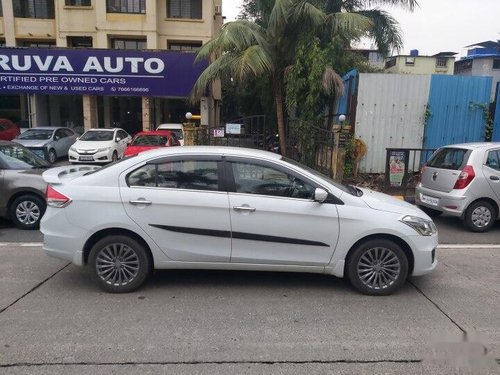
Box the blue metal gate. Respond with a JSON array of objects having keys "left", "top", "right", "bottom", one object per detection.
[{"left": 423, "top": 75, "right": 492, "bottom": 149}]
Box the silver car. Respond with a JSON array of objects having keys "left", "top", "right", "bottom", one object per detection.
[
  {"left": 416, "top": 142, "right": 500, "bottom": 232},
  {"left": 14, "top": 127, "right": 78, "bottom": 164}
]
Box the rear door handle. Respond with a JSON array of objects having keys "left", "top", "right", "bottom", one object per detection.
[
  {"left": 233, "top": 206, "right": 256, "bottom": 212},
  {"left": 130, "top": 199, "right": 152, "bottom": 206},
  {"left": 490, "top": 176, "right": 500, "bottom": 181}
]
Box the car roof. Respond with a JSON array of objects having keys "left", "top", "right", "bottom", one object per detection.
[
  {"left": 24, "top": 126, "right": 60, "bottom": 130},
  {"left": 132, "top": 146, "right": 282, "bottom": 161},
  {"left": 157, "top": 123, "right": 183, "bottom": 129},
  {"left": 85, "top": 128, "right": 119, "bottom": 132},
  {"left": 134, "top": 130, "right": 173, "bottom": 136},
  {"left": 440, "top": 142, "right": 500, "bottom": 150}
]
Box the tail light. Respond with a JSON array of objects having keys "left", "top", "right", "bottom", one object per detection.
[
  {"left": 46, "top": 185, "right": 72, "bottom": 208},
  {"left": 453, "top": 165, "right": 475, "bottom": 189}
]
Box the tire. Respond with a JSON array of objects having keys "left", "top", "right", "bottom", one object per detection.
[
  {"left": 417, "top": 205, "right": 442, "bottom": 218},
  {"left": 346, "top": 239, "right": 409, "bottom": 296},
  {"left": 89, "top": 235, "right": 151, "bottom": 293},
  {"left": 9, "top": 194, "right": 46, "bottom": 230},
  {"left": 48, "top": 149, "right": 57, "bottom": 164},
  {"left": 111, "top": 151, "right": 118, "bottom": 162},
  {"left": 464, "top": 200, "right": 496, "bottom": 232}
]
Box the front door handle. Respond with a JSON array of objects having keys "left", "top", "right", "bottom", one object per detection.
[
  {"left": 130, "top": 199, "right": 152, "bottom": 206},
  {"left": 233, "top": 206, "right": 256, "bottom": 212},
  {"left": 490, "top": 176, "right": 500, "bottom": 181}
]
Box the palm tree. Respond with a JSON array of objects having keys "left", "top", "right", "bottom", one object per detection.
[{"left": 192, "top": 0, "right": 370, "bottom": 156}]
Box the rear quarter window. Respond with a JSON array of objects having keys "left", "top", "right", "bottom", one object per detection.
[{"left": 427, "top": 148, "right": 469, "bottom": 170}]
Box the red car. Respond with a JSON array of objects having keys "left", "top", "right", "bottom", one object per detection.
[
  {"left": 124, "top": 130, "right": 180, "bottom": 157},
  {"left": 0, "top": 119, "right": 20, "bottom": 141}
]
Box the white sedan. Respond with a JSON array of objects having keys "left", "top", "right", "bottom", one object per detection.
[
  {"left": 41, "top": 147, "right": 438, "bottom": 295},
  {"left": 68, "top": 128, "right": 130, "bottom": 164}
]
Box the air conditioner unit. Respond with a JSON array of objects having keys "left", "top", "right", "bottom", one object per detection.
[{"left": 214, "top": 5, "right": 222, "bottom": 15}]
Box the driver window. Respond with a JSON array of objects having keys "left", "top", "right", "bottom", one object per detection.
[{"left": 231, "top": 162, "right": 315, "bottom": 199}]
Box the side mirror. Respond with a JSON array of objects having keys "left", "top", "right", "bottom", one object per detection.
[
  {"left": 314, "top": 188, "right": 329, "bottom": 203},
  {"left": 76, "top": 137, "right": 80, "bottom": 141}
]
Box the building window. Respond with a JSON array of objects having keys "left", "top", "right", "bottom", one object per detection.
[
  {"left": 107, "top": 0, "right": 146, "bottom": 14},
  {"left": 168, "top": 41, "right": 202, "bottom": 51},
  {"left": 454, "top": 59, "right": 472, "bottom": 74},
  {"left": 493, "top": 59, "right": 500, "bottom": 70},
  {"left": 18, "top": 40, "right": 56, "bottom": 48},
  {"left": 14, "top": 0, "right": 55, "bottom": 19},
  {"left": 385, "top": 58, "right": 396, "bottom": 69},
  {"left": 67, "top": 36, "right": 93, "bottom": 48},
  {"left": 111, "top": 38, "right": 147, "bottom": 50},
  {"left": 0, "top": 40, "right": 5, "bottom": 47},
  {"left": 0, "top": 3, "right": 3, "bottom": 16},
  {"left": 436, "top": 57, "right": 448, "bottom": 68},
  {"left": 405, "top": 57, "right": 415, "bottom": 66},
  {"left": 65, "top": 0, "right": 91, "bottom": 5},
  {"left": 167, "top": 0, "right": 202, "bottom": 19}
]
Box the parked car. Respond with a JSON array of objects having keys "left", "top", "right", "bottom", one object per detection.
[
  {"left": 416, "top": 142, "right": 500, "bottom": 232},
  {"left": 0, "top": 141, "right": 50, "bottom": 229},
  {"left": 0, "top": 119, "right": 20, "bottom": 141},
  {"left": 41, "top": 147, "right": 438, "bottom": 295},
  {"left": 68, "top": 128, "right": 131, "bottom": 164},
  {"left": 156, "top": 123, "right": 184, "bottom": 146},
  {"left": 14, "top": 127, "right": 78, "bottom": 163},
  {"left": 124, "top": 130, "right": 180, "bottom": 157}
]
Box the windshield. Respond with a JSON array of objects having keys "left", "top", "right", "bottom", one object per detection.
[
  {"left": 170, "top": 130, "right": 183, "bottom": 140},
  {"left": 17, "top": 129, "right": 53, "bottom": 140},
  {"left": 132, "top": 135, "right": 168, "bottom": 146},
  {"left": 282, "top": 157, "right": 352, "bottom": 195},
  {"left": 0, "top": 144, "right": 50, "bottom": 169},
  {"left": 80, "top": 130, "right": 114, "bottom": 141}
]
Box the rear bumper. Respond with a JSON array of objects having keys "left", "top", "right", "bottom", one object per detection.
[
  {"left": 415, "top": 185, "right": 469, "bottom": 217},
  {"left": 41, "top": 207, "right": 86, "bottom": 266}
]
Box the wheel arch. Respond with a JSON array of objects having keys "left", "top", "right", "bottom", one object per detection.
[
  {"left": 82, "top": 228, "right": 154, "bottom": 269},
  {"left": 464, "top": 197, "right": 499, "bottom": 219},
  {"left": 343, "top": 233, "right": 415, "bottom": 276},
  {"left": 7, "top": 190, "right": 46, "bottom": 218}
]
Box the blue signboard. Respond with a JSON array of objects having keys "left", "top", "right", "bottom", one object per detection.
[{"left": 0, "top": 47, "right": 207, "bottom": 97}]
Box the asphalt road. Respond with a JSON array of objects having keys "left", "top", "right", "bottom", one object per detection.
[{"left": 0, "top": 242, "right": 499, "bottom": 374}]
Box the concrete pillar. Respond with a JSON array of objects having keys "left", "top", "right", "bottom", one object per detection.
[
  {"left": 142, "top": 97, "right": 152, "bottom": 131},
  {"left": 183, "top": 123, "right": 196, "bottom": 146},
  {"left": 1, "top": 0, "right": 16, "bottom": 46},
  {"left": 83, "top": 95, "right": 98, "bottom": 130},
  {"left": 104, "top": 97, "right": 112, "bottom": 127}
]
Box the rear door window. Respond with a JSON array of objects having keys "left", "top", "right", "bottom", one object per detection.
[
  {"left": 427, "top": 148, "right": 469, "bottom": 170},
  {"left": 486, "top": 150, "right": 500, "bottom": 171}
]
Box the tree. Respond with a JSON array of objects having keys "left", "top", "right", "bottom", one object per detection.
[{"left": 192, "top": 0, "right": 369, "bottom": 156}]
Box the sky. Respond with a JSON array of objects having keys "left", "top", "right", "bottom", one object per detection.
[{"left": 221, "top": 0, "right": 500, "bottom": 57}]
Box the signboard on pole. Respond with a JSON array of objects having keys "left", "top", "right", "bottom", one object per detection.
[{"left": 226, "top": 123, "right": 242, "bottom": 135}]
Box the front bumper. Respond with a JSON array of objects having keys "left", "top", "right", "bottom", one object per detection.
[
  {"left": 415, "top": 184, "right": 470, "bottom": 217},
  {"left": 68, "top": 149, "right": 113, "bottom": 163},
  {"left": 407, "top": 232, "right": 439, "bottom": 276}
]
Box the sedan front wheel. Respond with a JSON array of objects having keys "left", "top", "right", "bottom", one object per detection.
[{"left": 346, "top": 239, "right": 408, "bottom": 295}]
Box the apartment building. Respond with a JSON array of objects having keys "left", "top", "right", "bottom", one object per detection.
[
  {"left": 0, "top": 0, "right": 223, "bottom": 133},
  {"left": 384, "top": 50, "right": 456, "bottom": 75}
]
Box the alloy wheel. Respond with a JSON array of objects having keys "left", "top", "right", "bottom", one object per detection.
[
  {"left": 15, "top": 200, "right": 41, "bottom": 226},
  {"left": 471, "top": 206, "right": 491, "bottom": 228},
  {"left": 357, "top": 247, "right": 401, "bottom": 290},
  {"left": 96, "top": 243, "right": 140, "bottom": 287}
]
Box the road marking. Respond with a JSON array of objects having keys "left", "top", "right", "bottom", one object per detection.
[
  {"left": 0, "top": 242, "right": 499, "bottom": 250},
  {"left": 437, "top": 244, "right": 500, "bottom": 249},
  {"left": 0, "top": 242, "right": 43, "bottom": 247}
]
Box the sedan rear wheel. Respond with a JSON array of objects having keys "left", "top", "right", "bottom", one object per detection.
[
  {"left": 464, "top": 200, "right": 495, "bottom": 232},
  {"left": 347, "top": 239, "right": 408, "bottom": 295},
  {"left": 48, "top": 149, "right": 57, "bottom": 164},
  {"left": 89, "top": 235, "right": 150, "bottom": 293},
  {"left": 9, "top": 194, "right": 46, "bottom": 230}
]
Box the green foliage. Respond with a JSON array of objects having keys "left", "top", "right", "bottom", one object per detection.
[
  {"left": 469, "top": 101, "right": 494, "bottom": 142},
  {"left": 343, "top": 133, "right": 355, "bottom": 178},
  {"left": 423, "top": 104, "right": 432, "bottom": 128}
]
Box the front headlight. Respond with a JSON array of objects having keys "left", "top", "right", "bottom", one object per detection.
[
  {"left": 400, "top": 215, "right": 437, "bottom": 236},
  {"left": 70, "top": 146, "right": 76, "bottom": 152},
  {"left": 97, "top": 147, "right": 111, "bottom": 153}
]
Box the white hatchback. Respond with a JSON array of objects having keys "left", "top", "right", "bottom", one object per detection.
[
  {"left": 41, "top": 147, "right": 438, "bottom": 295},
  {"left": 68, "top": 128, "right": 131, "bottom": 164}
]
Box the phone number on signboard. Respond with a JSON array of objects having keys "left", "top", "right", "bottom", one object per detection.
[{"left": 117, "top": 87, "right": 150, "bottom": 92}]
